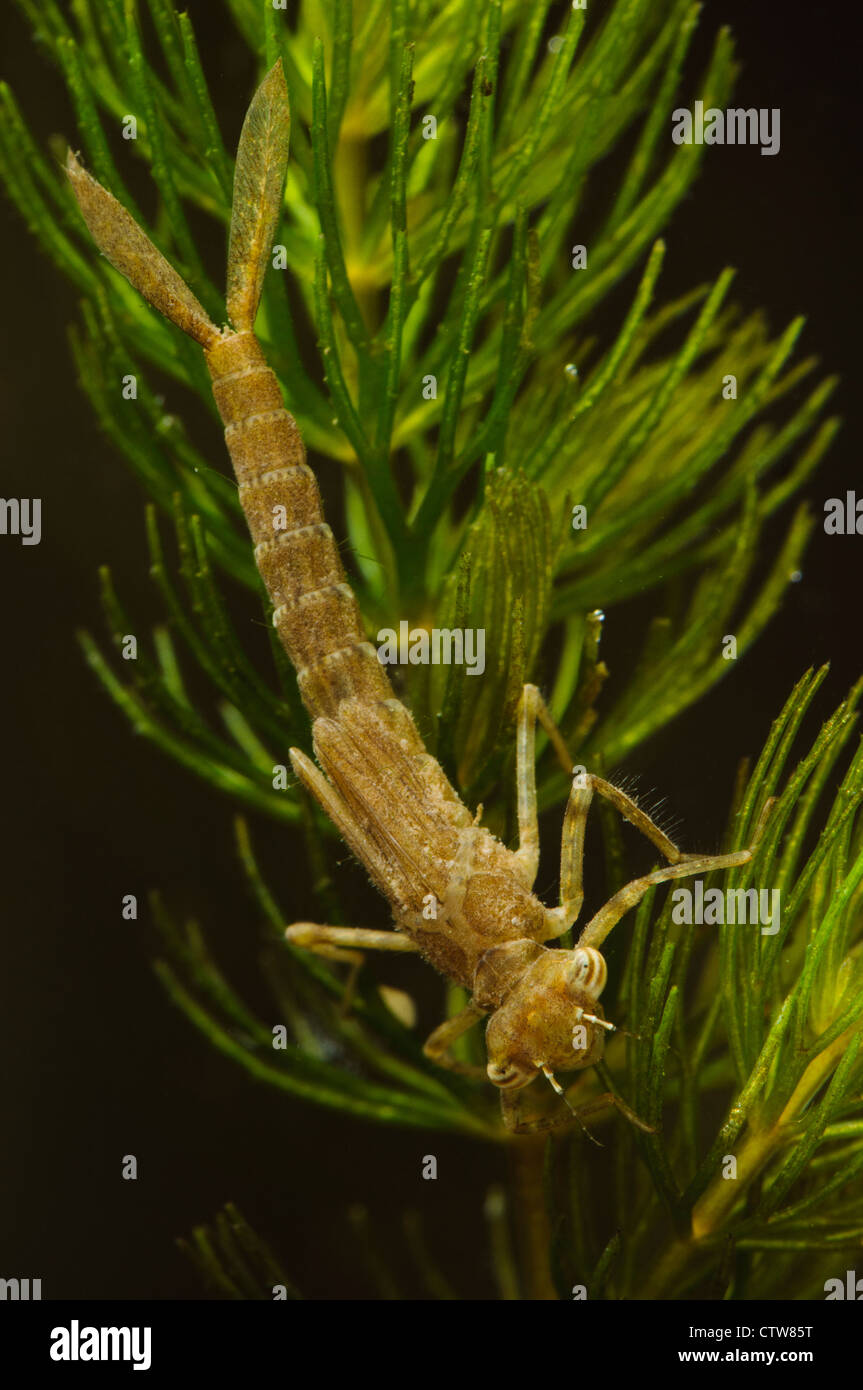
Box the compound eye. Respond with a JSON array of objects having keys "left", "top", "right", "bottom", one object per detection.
[
  {"left": 487, "top": 1061, "right": 531, "bottom": 1089},
  {"left": 569, "top": 947, "right": 607, "bottom": 999}
]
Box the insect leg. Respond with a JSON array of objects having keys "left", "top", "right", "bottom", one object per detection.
[
  {"left": 576, "top": 798, "right": 774, "bottom": 951},
  {"left": 423, "top": 1003, "right": 488, "bottom": 1079},
  {"left": 577, "top": 853, "right": 749, "bottom": 951},
  {"left": 513, "top": 684, "right": 576, "bottom": 886},
  {"left": 574, "top": 1091, "right": 655, "bottom": 1134},
  {"left": 542, "top": 769, "right": 595, "bottom": 938},
  {"left": 284, "top": 923, "right": 419, "bottom": 957},
  {"left": 500, "top": 1083, "right": 654, "bottom": 1137},
  {"left": 586, "top": 776, "right": 778, "bottom": 869},
  {"left": 585, "top": 775, "right": 686, "bottom": 864},
  {"left": 500, "top": 1084, "right": 597, "bottom": 1137},
  {"left": 285, "top": 923, "right": 419, "bottom": 1015},
  {"left": 517, "top": 686, "right": 617, "bottom": 937}
]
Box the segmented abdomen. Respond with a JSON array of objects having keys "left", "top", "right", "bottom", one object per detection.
[{"left": 205, "top": 330, "right": 393, "bottom": 720}]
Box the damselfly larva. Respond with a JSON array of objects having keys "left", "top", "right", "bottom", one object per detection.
[{"left": 67, "top": 62, "right": 771, "bottom": 1135}]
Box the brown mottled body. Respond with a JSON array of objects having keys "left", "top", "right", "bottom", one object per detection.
[
  {"left": 67, "top": 60, "right": 773, "bottom": 1134},
  {"left": 205, "top": 330, "right": 393, "bottom": 720},
  {"left": 203, "top": 324, "right": 544, "bottom": 996}
]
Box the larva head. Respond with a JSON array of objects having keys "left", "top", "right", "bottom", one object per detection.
[{"left": 484, "top": 946, "right": 609, "bottom": 1090}]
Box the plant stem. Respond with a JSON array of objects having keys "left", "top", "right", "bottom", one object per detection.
[
  {"left": 334, "top": 129, "right": 377, "bottom": 331},
  {"left": 507, "top": 1137, "right": 557, "bottom": 1300}
]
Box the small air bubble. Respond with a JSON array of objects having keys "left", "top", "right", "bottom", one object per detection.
[
  {"left": 591, "top": 608, "right": 606, "bottom": 624},
  {"left": 564, "top": 363, "right": 579, "bottom": 380},
  {"left": 790, "top": 569, "right": 803, "bottom": 583},
  {"left": 547, "top": 36, "right": 564, "bottom": 54}
]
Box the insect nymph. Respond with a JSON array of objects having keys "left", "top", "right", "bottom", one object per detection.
[{"left": 68, "top": 62, "right": 770, "bottom": 1135}]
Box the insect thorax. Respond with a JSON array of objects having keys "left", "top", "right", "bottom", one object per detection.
[{"left": 399, "top": 831, "right": 550, "bottom": 990}]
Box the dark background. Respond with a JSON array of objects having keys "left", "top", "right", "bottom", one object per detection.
[{"left": 0, "top": 1, "right": 859, "bottom": 1298}]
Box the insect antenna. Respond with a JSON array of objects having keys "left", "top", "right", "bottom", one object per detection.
[
  {"left": 573, "top": 1006, "right": 616, "bottom": 1033},
  {"left": 540, "top": 1065, "right": 603, "bottom": 1147}
]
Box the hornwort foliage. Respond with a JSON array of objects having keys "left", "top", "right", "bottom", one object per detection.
[{"left": 2, "top": 0, "right": 859, "bottom": 1299}]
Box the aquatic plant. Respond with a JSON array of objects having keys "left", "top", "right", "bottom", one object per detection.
[{"left": 3, "top": 0, "right": 859, "bottom": 1298}]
